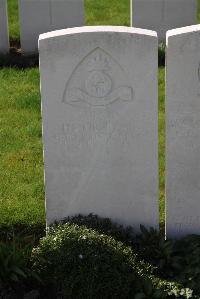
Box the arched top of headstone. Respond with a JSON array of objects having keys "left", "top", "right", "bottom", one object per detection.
[
  {"left": 39, "top": 26, "right": 157, "bottom": 42},
  {"left": 167, "top": 24, "right": 200, "bottom": 41}
]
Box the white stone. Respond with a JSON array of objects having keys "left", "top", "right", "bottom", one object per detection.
[
  {"left": 0, "top": 0, "right": 9, "bottom": 53},
  {"left": 166, "top": 25, "right": 200, "bottom": 238},
  {"left": 39, "top": 26, "right": 159, "bottom": 231},
  {"left": 132, "top": 0, "right": 197, "bottom": 42},
  {"left": 19, "top": 0, "right": 84, "bottom": 54}
]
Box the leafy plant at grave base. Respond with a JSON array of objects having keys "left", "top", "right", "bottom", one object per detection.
[
  {"left": 132, "top": 225, "right": 200, "bottom": 298},
  {"left": 169, "top": 235, "right": 200, "bottom": 296},
  {"left": 0, "top": 233, "right": 40, "bottom": 287},
  {"left": 58, "top": 215, "right": 200, "bottom": 296},
  {"left": 32, "top": 222, "right": 169, "bottom": 299},
  {"left": 135, "top": 225, "right": 181, "bottom": 276},
  {"left": 60, "top": 214, "right": 179, "bottom": 276},
  {"left": 139, "top": 231, "right": 200, "bottom": 297},
  {"left": 56, "top": 215, "right": 200, "bottom": 298},
  {"left": 31, "top": 220, "right": 198, "bottom": 299}
]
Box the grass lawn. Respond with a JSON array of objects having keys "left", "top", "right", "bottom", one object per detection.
[
  {"left": 0, "top": 68, "right": 45, "bottom": 230},
  {"left": 0, "top": 0, "right": 198, "bottom": 232}
]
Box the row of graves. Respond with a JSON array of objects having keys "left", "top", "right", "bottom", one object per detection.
[
  {"left": 0, "top": 0, "right": 197, "bottom": 53},
  {"left": 39, "top": 24, "right": 200, "bottom": 238},
  {"left": 1, "top": 0, "right": 200, "bottom": 238}
]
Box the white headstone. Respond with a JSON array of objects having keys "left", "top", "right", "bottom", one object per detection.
[
  {"left": 39, "top": 26, "right": 158, "bottom": 230},
  {"left": 19, "top": 0, "right": 84, "bottom": 54},
  {"left": 132, "top": 0, "right": 197, "bottom": 42},
  {"left": 166, "top": 25, "right": 200, "bottom": 237},
  {"left": 0, "top": 0, "right": 9, "bottom": 54}
]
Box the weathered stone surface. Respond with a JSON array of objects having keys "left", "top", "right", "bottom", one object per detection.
[
  {"left": 132, "top": 0, "right": 197, "bottom": 42},
  {"left": 19, "top": 0, "right": 84, "bottom": 54},
  {"left": 166, "top": 25, "right": 200, "bottom": 237},
  {"left": 39, "top": 26, "right": 158, "bottom": 231},
  {"left": 0, "top": 0, "right": 9, "bottom": 53}
]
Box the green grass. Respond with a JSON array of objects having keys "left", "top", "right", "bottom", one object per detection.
[
  {"left": 0, "top": 68, "right": 45, "bottom": 228},
  {"left": 85, "top": 0, "right": 130, "bottom": 26},
  {"left": 7, "top": 0, "right": 20, "bottom": 43}
]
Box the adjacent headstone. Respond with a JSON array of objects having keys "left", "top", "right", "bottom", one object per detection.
[
  {"left": 19, "top": 0, "right": 84, "bottom": 54},
  {"left": 166, "top": 25, "right": 200, "bottom": 237},
  {"left": 0, "top": 0, "right": 9, "bottom": 53},
  {"left": 132, "top": 0, "right": 197, "bottom": 42},
  {"left": 39, "top": 26, "right": 159, "bottom": 230}
]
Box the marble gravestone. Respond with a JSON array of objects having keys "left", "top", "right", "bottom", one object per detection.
[
  {"left": 19, "top": 0, "right": 84, "bottom": 54},
  {"left": 132, "top": 0, "right": 197, "bottom": 42},
  {"left": 166, "top": 25, "right": 200, "bottom": 237},
  {"left": 39, "top": 26, "right": 158, "bottom": 230},
  {"left": 0, "top": 0, "right": 9, "bottom": 53}
]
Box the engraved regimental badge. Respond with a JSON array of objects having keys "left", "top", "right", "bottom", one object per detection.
[{"left": 63, "top": 47, "right": 133, "bottom": 106}]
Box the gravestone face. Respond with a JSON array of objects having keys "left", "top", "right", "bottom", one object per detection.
[
  {"left": 132, "top": 0, "right": 197, "bottom": 42},
  {"left": 19, "top": 0, "right": 84, "bottom": 54},
  {"left": 166, "top": 25, "right": 200, "bottom": 237},
  {"left": 39, "top": 26, "right": 158, "bottom": 230},
  {"left": 0, "top": 0, "right": 9, "bottom": 53}
]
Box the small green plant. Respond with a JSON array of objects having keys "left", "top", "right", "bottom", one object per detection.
[
  {"left": 171, "top": 235, "right": 200, "bottom": 295},
  {"left": 136, "top": 226, "right": 200, "bottom": 297},
  {"left": 0, "top": 234, "right": 39, "bottom": 286},
  {"left": 136, "top": 225, "right": 180, "bottom": 275}
]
